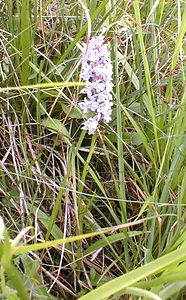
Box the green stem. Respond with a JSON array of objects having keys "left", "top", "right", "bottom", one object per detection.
[{"left": 113, "top": 42, "right": 127, "bottom": 222}]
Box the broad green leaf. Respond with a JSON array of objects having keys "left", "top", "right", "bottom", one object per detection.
[
  {"left": 13, "top": 220, "right": 144, "bottom": 255},
  {"left": 159, "top": 281, "right": 186, "bottom": 300},
  {"left": 62, "top": 104, "right": 82, "bottom": 119},
  {"left": 85, "top": 231, "right": 143, "bottom": 255},
  {"left": 78, "top": 245, "right": 186, "bottom": 300},
  {"left": 29, "top": 205, "right": 63, "bottom": 240},
  {"left": 130, "top": 132, "right": 142, "bottom": 146},
  {"left": 124, "top": 287, "right": 161, "bottom": 300},
  {"left": 41, "top": 118, "right": 70, "bottom": 138}
]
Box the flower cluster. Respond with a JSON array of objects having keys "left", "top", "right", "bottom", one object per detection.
[{"left": 79, "top": 35, "right": 113, "bottom": 134}]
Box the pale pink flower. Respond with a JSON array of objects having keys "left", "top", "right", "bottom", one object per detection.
[{"left": 79, "top": 35, "right": 113, "bottom": 134}]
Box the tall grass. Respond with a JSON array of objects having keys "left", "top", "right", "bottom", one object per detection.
[{"left": 0, "top": 0, "right": 186, "bottom": 299}]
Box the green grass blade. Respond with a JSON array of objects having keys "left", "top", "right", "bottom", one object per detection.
[
  {"left": 20, "top": 0, "right": 31, "bottom": 85},
  {"left": 133, "top": 0, "right": 160, "bottom": 162},
  {"left": 78, "top": 246, "right": 186, "bottom": 300}
]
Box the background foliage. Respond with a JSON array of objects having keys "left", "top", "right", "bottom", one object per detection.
[{"left": 0, "top": 0, "right": 186, "bottom": 299}]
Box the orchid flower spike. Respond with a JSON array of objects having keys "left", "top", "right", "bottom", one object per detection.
[{"left": 79, "top": 35, "right": 113, "bottom": 134}]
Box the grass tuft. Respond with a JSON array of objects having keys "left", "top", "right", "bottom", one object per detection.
[{"left": 0, "top": 0, "right": 186, "bottom": 299}]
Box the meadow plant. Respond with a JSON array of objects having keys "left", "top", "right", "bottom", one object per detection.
[
  {"left": 1, "top": 0, "right": 186, "bottom": 299},
  {"left": 79, "top": 35, "right": 113, "bottom": 134}
]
